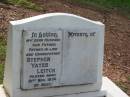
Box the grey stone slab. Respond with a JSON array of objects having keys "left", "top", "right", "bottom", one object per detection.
[{"left": 3, "top": 13, "right": 104, "bottom": 97}]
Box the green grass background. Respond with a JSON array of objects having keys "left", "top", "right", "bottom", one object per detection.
[
  {"left": 68, "top": 0, "right": 130, "bottom": 15},
  {"left": 2, "top": 0, "right": 43, "bottom": 11},
  {"left": 0, "top": 36, "right": 6, "bottom": 84},
  {"left": 0, "top": 64, "right": 4, "bottom": 84}
]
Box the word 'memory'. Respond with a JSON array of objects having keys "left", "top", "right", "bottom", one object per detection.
[{"left": 68, "top": 32, "right": 96, "bottom": 38}]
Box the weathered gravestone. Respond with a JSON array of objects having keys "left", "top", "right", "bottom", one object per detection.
[{"left": 3, "top": 13, "right": 106, "bottom": 97}]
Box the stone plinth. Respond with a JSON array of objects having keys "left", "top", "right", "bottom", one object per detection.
[{"left": 0, "top": 77, "right": 129, "bottom": 97}]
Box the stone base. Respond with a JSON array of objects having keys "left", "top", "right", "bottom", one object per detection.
[
  {"left": 0, "top": 86, "right": 106, "bottom": 97},
  {"left": 0, "top": 77, "right": 129, "bottom": 97}
]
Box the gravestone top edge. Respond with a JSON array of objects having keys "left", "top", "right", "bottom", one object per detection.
[{"left": 10, "top": 13, "right": 104, "bottom": 26}]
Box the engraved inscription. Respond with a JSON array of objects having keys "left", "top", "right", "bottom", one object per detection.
[
  {"left": 21, "top": 29, "right": 97, "bottom": 89},
  {"left": 21, "top": 30, "right": 62, "bottom": 89}
]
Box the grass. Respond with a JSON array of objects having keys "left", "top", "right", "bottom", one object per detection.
[
  {"left": 128, "top": 75, "right": 130, "bottom": 81},
  {"left": 115, "top": 75, "right": 130, "bottom": 94},
  {"left": 116, "top": 81, "right": 129, "bottom": 93},
  {"left": 0, "top": 64, "right": 4, "bottom": 84},
  {"left": 68, "top": 0, "right": 130, "bottom": 16},
  {"left": 0, "top": 36, "right": 6, "bottom": 84},
  {"left": 7, "top": 0, "right": 43, "bottom": 11},
  {"left": 0, "top": 37, "right": 6, "bottom": 64}
]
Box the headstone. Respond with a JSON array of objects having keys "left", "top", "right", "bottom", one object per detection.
[{"left": 3, "top": 13, "right": 105, "bottom": 97}]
